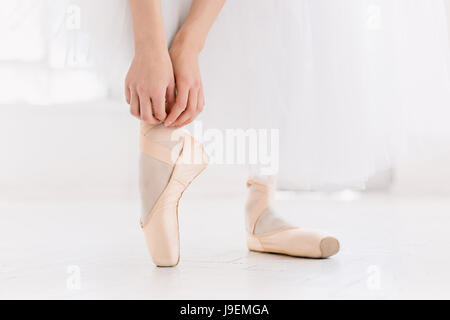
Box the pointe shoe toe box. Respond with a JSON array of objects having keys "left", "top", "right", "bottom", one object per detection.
[
  {"left": 248, "top": 227, "right": 340, "bottom": 259},
  {"left": 319, "top": 236, "right": 340, "bottom": 258}
]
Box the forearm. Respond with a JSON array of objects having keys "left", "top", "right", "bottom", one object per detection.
[
  {"left": 174, "top": 0, "right": 226, "bottom": 52},
  {"left": 129, "top": 0, "right": 167, "bottom": 54}
]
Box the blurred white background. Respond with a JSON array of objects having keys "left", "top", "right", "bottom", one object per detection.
[
  {"left": 0, "top": 0, "right": 253, "bottom": 201},
  {"left": 1, "top": 0, "right": 450, "bottom": 201},
  {"left": 1, "top": 0, "right": 450, "bottom": 300}
]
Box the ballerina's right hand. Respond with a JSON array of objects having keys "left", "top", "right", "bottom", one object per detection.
[{"left": 125, "top": 47, "right": 176, "bottom": 124}]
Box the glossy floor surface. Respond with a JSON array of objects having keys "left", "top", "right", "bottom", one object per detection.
[{"left": 1, "top": 190, "right": 449, "bottom": 299}]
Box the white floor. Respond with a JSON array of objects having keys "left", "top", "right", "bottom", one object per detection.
[
  {"left": 2, "top": 102, "right": 450, "bottom": 299},
  {"left": 1, "top": 189, "right": 450, "bottom": 300}
]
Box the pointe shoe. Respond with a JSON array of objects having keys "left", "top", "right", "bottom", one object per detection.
[
  {"left": 140, "top": 131, "right": 209, "bottom": 267},
  {"left": 246, "top": 180, "right": 339, "bottom": 259}
]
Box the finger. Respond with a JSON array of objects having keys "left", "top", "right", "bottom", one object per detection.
[
  {"left": 179, "top": 116, "right": 196, "bottom": 127},
  {"left": 180, "top": 88, "right": 205, "bottom": 127},
  {"left": 165, "top": 84, "right": 189, "bottom": 127},
  {"left": 197, "top": 87, "right": 205, "bottom": 113},
  {"left": 125, "top": 83, "right": 131, "bottom": 105},
  {"left": 130, "top": 90, "right": 140, "bottom": 119},
  {"left": 151, "top": 90, "right": 167, "bottom": 122},
  {"left": 173, "top": 89, "right": 198, "bottom": 127},
  {"left": 166, "top": 82, "right": 176, "bottom": 113},
  {"left": 139, "top": 93, "right": 159, "bottom": 125}
]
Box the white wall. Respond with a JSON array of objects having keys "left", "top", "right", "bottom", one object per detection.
[
  {"left": 1, "top": 1, "right": 450, "bottom": 200},
  {"left": 2, "top": 99, "right": 450, "bottom": 201},
  {"left": 0, "top": 101, "right": 249, "bottom": 201}
]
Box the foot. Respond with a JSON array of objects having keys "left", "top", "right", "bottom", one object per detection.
[
  {"left": 246, "top": 178, "right": 339, "bottom": 258},
  {"left": 140, "top": 123, "right": 209, "bottom": 266}
]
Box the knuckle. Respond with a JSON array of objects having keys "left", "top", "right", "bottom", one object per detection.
[
  {"left": 179, "top": 76, "right": 191, "bottom": 85},
  {"left": 137, "top": 84, "right": 147, "bottom": 95},
  {"left": 129, "top": 82, "right": 137, "bottom": 91},
  {"left": 151, "top": 85, "right": 165, "bottom": 94},
  {"left": 174, "top": 104, "right": 185, "bottom": 111},
  {"left": 156, "top": 108, "right": 167, "bottom": 116},
  {"left": 130, "top": 108, "right": 139, "bottom": 117},
  {"left": 187, "top": 104, "right": 196, "bottom": 112},
  {"left": 192, "top": 81, "right": 201, "bottom": 89},
  {"left": 153, "top": 108, "right": 162, "bottom": 116},
  {"left": 154, "top": 112, "right": 166, "bottom": 121},
  {"left": 181, "top": 78, "right": 200, "bottom": 89}
]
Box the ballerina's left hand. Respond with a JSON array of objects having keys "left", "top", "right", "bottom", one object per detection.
[{"left": 164, "top": 38, "right": 205, "bottom": 128}]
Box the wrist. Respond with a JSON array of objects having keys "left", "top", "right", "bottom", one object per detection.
[
  {"left": 134, "top": 36, "right": 168, "bottom": 56},
  {"left": 171, "top": 27, "right": 205, "bottom": 54}
]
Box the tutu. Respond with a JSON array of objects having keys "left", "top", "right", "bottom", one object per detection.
[
  {"left": 239, "top": 0, "right": 450, "bottom": 189},
  {"left": 7, "top": 0, "right": 450, "bottom": 190}
]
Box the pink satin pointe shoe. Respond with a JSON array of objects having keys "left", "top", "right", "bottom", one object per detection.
[
  {"left": 246, "top": 179, "right": 340, "bottom": 259},
  {"left": 140, "top": 129, "right": 209, "bottom": 267}
]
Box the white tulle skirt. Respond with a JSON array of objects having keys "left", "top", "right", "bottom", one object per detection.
[{"left": 21, "top": 0, "right": 450, "bottom": 190}]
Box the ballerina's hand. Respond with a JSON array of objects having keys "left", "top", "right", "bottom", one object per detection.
[
  {"left": 125, "top": 47, "right": 176, "bottom": 124},
  {"left": 164, "top": 41, "right": 205, "bottom": 128}
]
